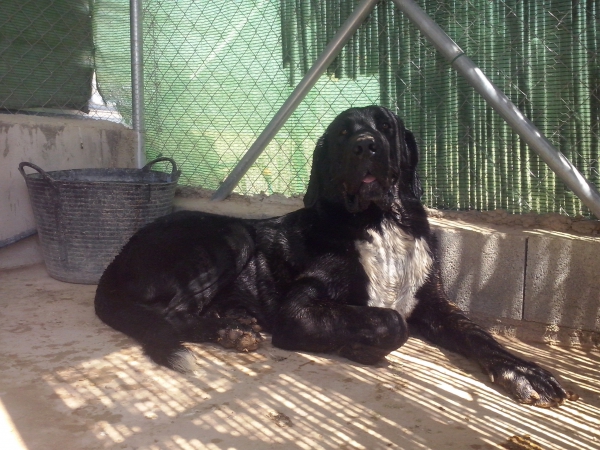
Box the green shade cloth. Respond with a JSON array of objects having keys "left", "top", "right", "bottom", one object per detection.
[
  {"left": 0, "top": 0, "right": 93, "bottom": 112},
  {"left": 94, "top": 0, "right": 599, "bottom": 216}
]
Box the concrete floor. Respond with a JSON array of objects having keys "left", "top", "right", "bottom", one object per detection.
[{"left": 1, "top": 264, "right": 599, "bottom": 450}]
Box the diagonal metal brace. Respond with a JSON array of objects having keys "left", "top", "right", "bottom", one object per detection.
[
  {"left": 391, "top": 0, "right": 600, "bottom": 219},
  {"left": 211, "top": 0, "right": 380, "bottom": 201},
  {"left": 213, "top": 0, "right": 600, "bottom": 220}
]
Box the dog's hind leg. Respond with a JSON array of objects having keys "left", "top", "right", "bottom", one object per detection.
[
  {"left": 144, "top": 313, "right": 262, "bottom": 372},
  {"left": 184, "top": 311, "right": 263, "bottom": 353},
  {"left": 95, "top": 291, "right": 262, "bottom": 372}
]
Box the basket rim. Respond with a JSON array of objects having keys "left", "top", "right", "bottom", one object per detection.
[{"left": 23, "top": 168, "right": 178, "bottom": 185}]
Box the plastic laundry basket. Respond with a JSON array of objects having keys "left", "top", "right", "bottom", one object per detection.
[{"left": 19, "top": 157, "right": 180, "bottom": 284}]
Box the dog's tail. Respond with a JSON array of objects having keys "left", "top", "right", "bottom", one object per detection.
[{"left": 94, "top": 288, "right": 197, "bottom": 373}]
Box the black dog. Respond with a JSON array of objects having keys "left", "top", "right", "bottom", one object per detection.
[{"left": 95, "top": 105, "right": 576, "bottom": 407}]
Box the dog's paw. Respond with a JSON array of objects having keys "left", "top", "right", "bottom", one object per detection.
[
  {"left": 217, "top": 327, "right": 262, "bottom": 352},
  {"left": 486, "top": 359, "right": 578, "bottom": 407},
  {"left": 236, "top": 316, "right": 263, "bottom": 332}
]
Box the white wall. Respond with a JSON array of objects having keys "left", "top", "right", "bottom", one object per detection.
[{"left": 0, "top": 114, "right": 136, "bottom": 268}]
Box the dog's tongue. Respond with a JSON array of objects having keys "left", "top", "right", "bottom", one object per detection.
[{"left": 362, "top": 174, "right": 376, "bottom": 184}]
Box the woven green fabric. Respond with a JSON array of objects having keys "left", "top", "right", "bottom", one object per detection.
[
  {"left": 281, "top": 0, "right": 600, "bottom": 216},
  {"left": 94, "top": 0, "right": 599, "bottom": 216},
  {"left": 94, "top": 0, "right": 379, "bottom": 196},
  {"left": 0, "top": 0, "right": 93, "bottom": 112}
]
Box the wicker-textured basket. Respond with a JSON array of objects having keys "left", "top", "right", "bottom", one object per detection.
[{"left": 19, "top": 157, "right": 180, "bottom": 284}]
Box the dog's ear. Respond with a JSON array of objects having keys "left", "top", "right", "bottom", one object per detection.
[
  {"left": 403, "top": 129, "right": 423, "bottom": 199},
  {"left": 304, "top": 134, "right": 327, "bottom": 207}
]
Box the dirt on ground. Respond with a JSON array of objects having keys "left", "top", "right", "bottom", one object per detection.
[{"left": 1, "top": 264, "right": 599, "bottom": 450}]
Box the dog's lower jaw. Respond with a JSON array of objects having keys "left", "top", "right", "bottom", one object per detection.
[{"left": 343, "top": 183, "right": 395, "bottom": 213}]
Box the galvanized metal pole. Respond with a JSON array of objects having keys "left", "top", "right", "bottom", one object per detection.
[
  {"left": 391, "top": 0, "right": 600, "bottom": 219},
  {"left": 211, "top": 0, "right": 379, "bottom": 201},
  {"left": 131, "top": 0, "right": 145, "bottom": 168}
]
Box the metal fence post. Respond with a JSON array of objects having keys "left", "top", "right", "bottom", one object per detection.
[{"left": 131, "top": 0, "right": 145, "bottom": 168}]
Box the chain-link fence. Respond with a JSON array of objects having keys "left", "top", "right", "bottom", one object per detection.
[
  {"left": 3, "top": 1, "right": 599, "bottom": 216},
  {"left": 0, "top": 0, "right": 121, "bottom": 122}
]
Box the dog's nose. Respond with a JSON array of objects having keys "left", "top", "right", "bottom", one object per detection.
[{"left": 353, "top": 135, "right": 377, "bottom": 156}]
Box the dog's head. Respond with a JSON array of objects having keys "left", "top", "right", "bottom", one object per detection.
[{"left": 304, "top": 105, "right": 422, "bottom": 213}]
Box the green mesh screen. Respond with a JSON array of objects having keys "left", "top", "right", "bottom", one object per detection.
[
  {"left": 93, "top": 0, "right": 600, "bottom": 216},
  {"left": 0, "top": 0, "right": 93, "bottom": 112}
]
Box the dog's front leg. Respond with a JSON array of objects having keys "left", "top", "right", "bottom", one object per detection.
[
  {"left": 409, "top": 279, "right": 578, "bottom": 407},
  {"left": 271, "top": 278, "right": 409, "bottom": 364}
]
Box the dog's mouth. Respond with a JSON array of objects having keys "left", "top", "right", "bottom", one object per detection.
[
  {"left": 342, "top": 172, "right": 393, "bottom": 213},
  {"left": 362, "top": 173, "right": 377, "bottom": 184}
]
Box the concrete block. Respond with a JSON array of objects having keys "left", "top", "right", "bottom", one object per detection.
[
  {"left": 525, "top": 234, "right": 600, "bottom": 331},
  {"left": 432, "top": 221, "right": 526, "bottom": 320}
]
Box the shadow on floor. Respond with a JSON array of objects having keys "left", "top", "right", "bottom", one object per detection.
[{"left": 0, "top": 264, "right": 598, "bottom": 450}]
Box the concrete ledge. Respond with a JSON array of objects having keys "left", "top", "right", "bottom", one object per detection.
[
  {"left": 1, "top": 114, "right": 137, "bottom": 245},
  {"left": 467, "top": 312, "right": 600, "bottom": 349},
  {"left": 174, "top": 190, "right": 303, "bottom": 219}
]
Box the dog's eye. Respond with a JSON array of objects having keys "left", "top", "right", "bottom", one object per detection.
[
  {"left": 340, "top": 129, "right": 348, "bottom": 136},
  {"left": 381, "top": 123, "right": 390, "bottom": 130}
]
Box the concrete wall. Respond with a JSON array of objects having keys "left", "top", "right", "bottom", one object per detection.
[
  {"left": 433, "top": 218, "right": 600, "bottom": 343},
  {"left": 437, "top": 222, "right": 600, "bottom": 333},
  {"left": 436, "top": 223, "right": 526, "bottom": 320},
  {"left": 525, "top": 234, "right": 600, "bottom": 332},
  {"left": 0, "top": 114, "right": 137, "bottom": 269}
]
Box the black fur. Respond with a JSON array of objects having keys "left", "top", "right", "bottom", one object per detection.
[{"left": 95, "top": 105, "right": 576, "bottom": 407}]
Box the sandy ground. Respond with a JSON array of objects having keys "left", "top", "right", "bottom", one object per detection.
[{"left": 1, "top": 264, "right": 599, "bottom": 450}]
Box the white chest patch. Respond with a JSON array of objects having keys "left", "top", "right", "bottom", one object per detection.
[{"left": 355, "top": 221, "right": 433, "bottom": 318}]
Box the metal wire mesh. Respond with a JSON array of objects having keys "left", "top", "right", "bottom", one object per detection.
[
  {"left": 117, "top": 0, "right": 596, "bottom": 216},
  {"left": 4, "top": 1, "right": 599, "bottom": 216},
  {"left": 0, "top": 0, "right": 121, "bottom": 121},
  {"left": 137, "top": 0, "right": 382, "bottom": 197},
  {"left": 407, "top": 0, "right": 600, "bottom": 216}
]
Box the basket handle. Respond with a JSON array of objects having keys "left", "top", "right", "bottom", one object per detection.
[
  {"left": 142, "top": 157, "right": 180, "bottom": 181},
  {"left": 18, "top": 162, "right": 55, "bottom": 185}
]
